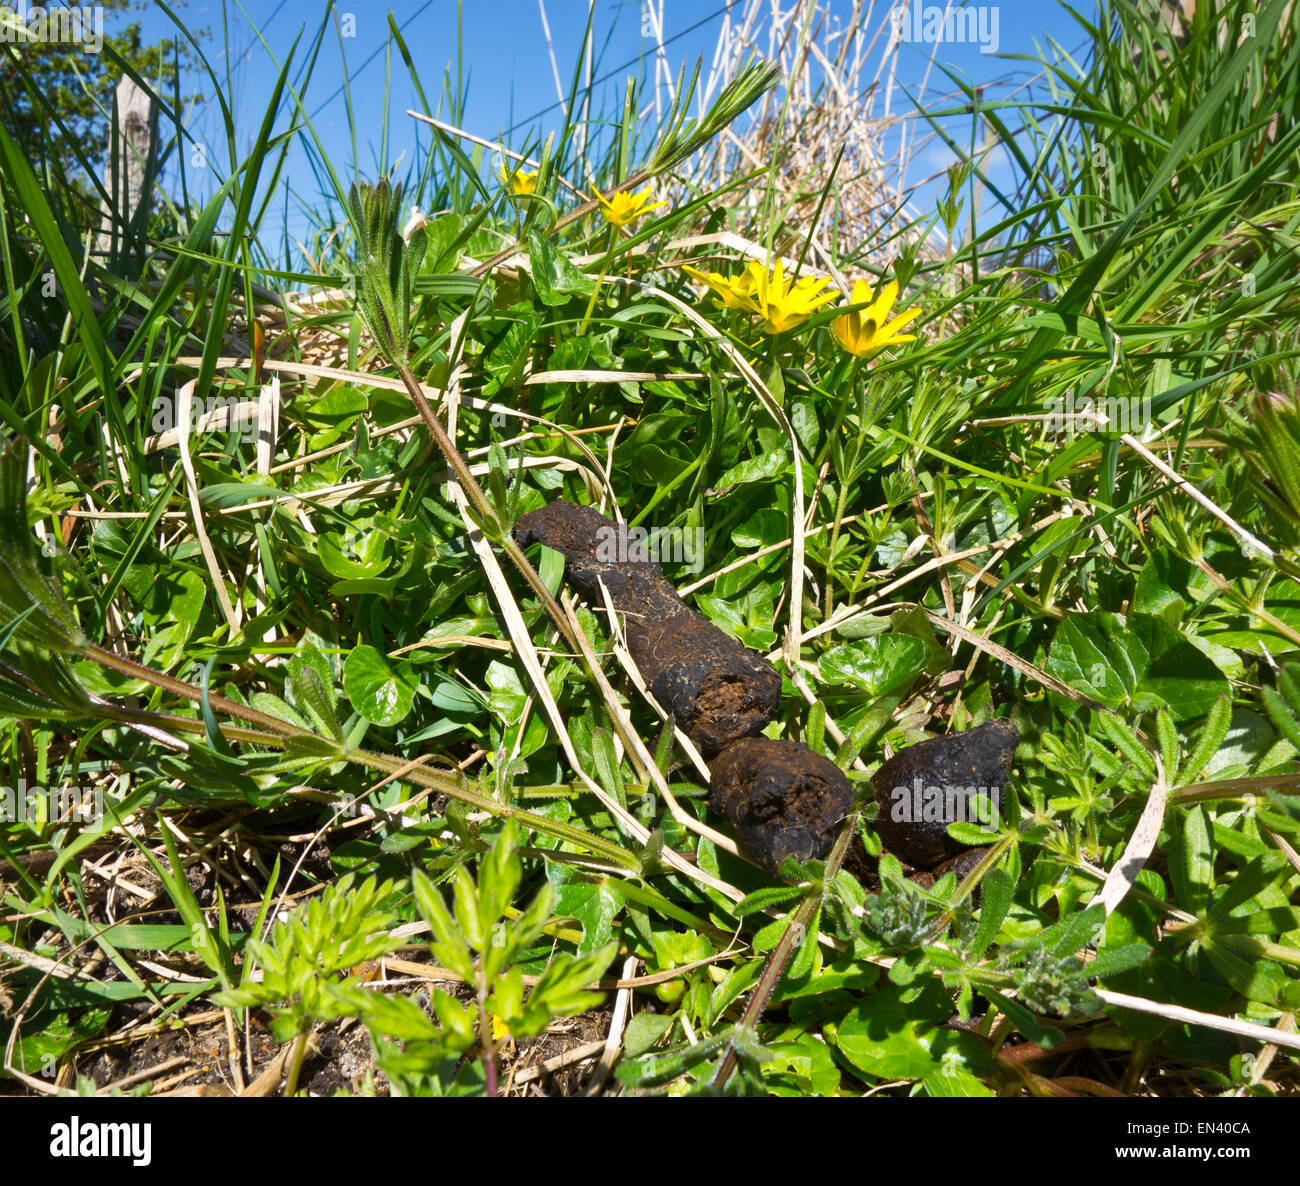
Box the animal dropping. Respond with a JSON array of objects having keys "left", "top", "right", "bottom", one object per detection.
[
  {"left": 708, "top": 737, "right": 856, "bottom": 874},
  {"left": 870, "top": 718, "right": 1019, "bottom": 869},
  {"left": 516, "top": 500, "right": 1014, "bottom": 880},
  {"left": 514, "top": 501, "right": 780, "bottom": 756}
]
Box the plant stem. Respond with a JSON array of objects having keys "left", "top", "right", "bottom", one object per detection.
[
  {"left": 391, "top": 356, "right": 581, "bottom": 654},
  {"left": 813, "top": 356, "right": 859, "bottom": 471},
  {"left": 709, "top": 808, "right": 859, "bottom": 1091},
  {"left": 284, "top": 1028, "right": 309, "bottom": 1097},
  {"left": 86, "top": 644, "right": 318, "bottom": 736},
  {"left": 629, "top": 450, "right": 707, "bottom": 528},
  {"left": 80, "top": 644, "right": 639, "bottom": 868},
  {"left": 824, "top": 432, "right": 862, "bottom": 621},
  {"left": 577, "top": 224, "right": 617, "bottom": 335},
  {"left": 475, "top": 965, "right": 500, "bottom": 1097}
]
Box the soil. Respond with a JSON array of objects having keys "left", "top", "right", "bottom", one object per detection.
[{"left": 63, "top": 970, "right": 615, "bottom": 1097}]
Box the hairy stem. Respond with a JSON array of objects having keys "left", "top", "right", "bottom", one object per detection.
[
  {"left": 475, "top": 965, "right": 500, "bottom": 1098},
  {"left": 79, "top": 644, "right": 638, "bottom": 868},
  {"left": 710, "top": 809, "right": 859, "bottom": 1091}
]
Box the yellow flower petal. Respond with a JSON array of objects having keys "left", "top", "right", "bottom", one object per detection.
[
  {"left": 593, "top": 185, "right": 667, "bottom": 226},
  {"left": 879, "top": 306, "right": 923, "bottom": 340},
  {"left": 831, "top": 315, "right": 859, "bottom": 354},
  {"left": 860, "top": 280, "right": 899, "bottom": 328},
  {"left": 683, "top": 264, "right": 754, "bottom": 310},
  {"left": 683, "top": 258, "right": 837, "bottom": 333},
  {"left": 501, "top": 166, "right": 538, "bottom": 196},
  {"left": 832, "top": 275, "right": 922, "bottom": 356}
]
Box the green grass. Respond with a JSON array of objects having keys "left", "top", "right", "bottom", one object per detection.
[{"left": 1, "top": 0, "right": 1299, "bottom": 1097}]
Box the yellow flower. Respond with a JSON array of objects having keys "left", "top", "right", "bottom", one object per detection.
[
  {"left": 500, "top": 165, "right": 538, "bottom": 195},
  {"left": 682, "top": 264, "right": 759, "bottom": 311},
  {"left": 831, "top": 278, "right": 922, "bottom": 356},
  {"left": 742, "top": 259, "right": 838, "bottom": 334},
  {"left": 683, "top": 259, "right": 837, "bottom": 333},
  {"left": 490, "top": 1013, "right": 512, "bottom": 1043},
  {"left": 593, "top": 185, "right": 666, "bottom": 226}
]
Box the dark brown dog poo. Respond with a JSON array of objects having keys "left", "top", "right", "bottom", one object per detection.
[
  {"left": 871, "top": 719, "right": 1018, "bottom": 869},
  {"left": 633, "top": 612, "right": 781, "bottom": 757},
  {"left": 709, "top": 737, "right": 856, "bottom": 874},
  {"left": 514, "top": 502, "right": 780, "bottom": 755},
  {"left": 911, "top": 846, "right": 991, "bottom": 891}
]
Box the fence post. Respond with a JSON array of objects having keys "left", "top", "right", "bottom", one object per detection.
[{"left": 96, "top": 74, "right": 158, "bottom": 272}]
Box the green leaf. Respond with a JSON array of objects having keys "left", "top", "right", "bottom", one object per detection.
[
  {"left": 0, "top": 128, "right": 114, "bottom": 417},
  {"left": 786, "top": 907, "right": 822, "bottom": 981},
  {"left": 616, "top": 1029, "right": 735, "bottom": 1088},
  {"left": 355, "top": 988, "right": 440, "bottom": 1040},
  {"left": 318, "top": 528, "right": 390, "bottom": 580},
  {"left": 920, "top": 1064, "right": 996, "bottom": 1097},
  {"left": 711, "top": 449, "right": 789, "bottom": 496},
  {"left": 624, "top": 1012, "right": 674, "bottom": 1058},
  {"left": 287, "top": 638, "right": 342, "bottom": 738},
  {"left": 818, "top": 636, "right": 928, "bottom": 698},
  {"left": 343, "top": 644, "right": 418, "bottom": 726},
  {"left": 1203, "top": 943, "right": 1285, "bottom": 1004},
  {"left": 481, "top": 303, "right": 543, "bottom": 395},
  {"left": 969, "top": 868, "right": 1012, "bottom": 959},
  {"left": 0, "top": 439, "right": 87, "bottom": 655},
  {"left": 413, "top": 867, "right": 474, "bottom": 981},
  {"left": 1096, "top": 712, "right": 1155, "bottom": 782},
  {"left": 1087, "top": 942, "right": 1153, "bottom": 980},
  {"left": 479, "top": 819, "right": 522, "bottom": 931},
  {"left": 1212, "top": 906, "right": 1300, "bottom": 936},
  {"left": 1045, "top": 612, "right": 1229, "bottom": 721},
  {"left": 451, "top": 865, "right": 485, "bottom": 951},
  {"left": 763, "top": 1031, "right": 842, "bottom": 1096},
  {"left": 527, "top": 231, "right": 595, "bottom": 305},
  {"left": 3, "top": 1007, "right": 111, "bottom": 1081},
  {"left": 553, "top": 880, "right": 625, "bottom": 955},
  {"left": 733, "top": 884, "right": 806, "bottom": 917},
  {"left": 1263, "top": 684, "right": 1300, "bottom": 754},
  {"left": 1154, "top": 709, "right": 1180, "bottom": 786},
  {"left": 1133, "top": 550, "right": 1199, "bottom": 620},
  {"left": 1181, "top": 694, "right": 1233, "bottom": 782},
  {"left": 832, "top": 982, "right": 994, "bottom": 1080},
  {"left": 1170, "top": 805, "right": 1214, "bottom": 915},
  {"left": 1205, "top": 854, "right": 1285, "bottom": 924},
  {"left": 980, "top": 987, "right": 1064, "bottom": 1047}
]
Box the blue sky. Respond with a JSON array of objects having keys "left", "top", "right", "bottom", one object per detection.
[{"left": 129, "top": 1, "right": 1100, "bottom": 256}]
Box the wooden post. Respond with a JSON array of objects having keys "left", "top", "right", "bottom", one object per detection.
[
  {"left": 96, "top": 75, "right": 158, "bottom": 271},
  {"left": 1154, "top": 0, "right": 1199, "bottom": 44}
]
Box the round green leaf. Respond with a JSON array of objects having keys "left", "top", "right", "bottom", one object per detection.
[
  {"left": 818, "top": 635, "right": 928, "bottom": 697},
  {"left": 343, "top": 644, "right": 418, "bottom": 725},
  {"left": 1045, "top": 612, "right": 1229, "bottom": 721}
]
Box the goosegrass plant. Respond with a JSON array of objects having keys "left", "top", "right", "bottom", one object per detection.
[{"left": 1, "top": 0, "right": 1299, "bottom": 1097}]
